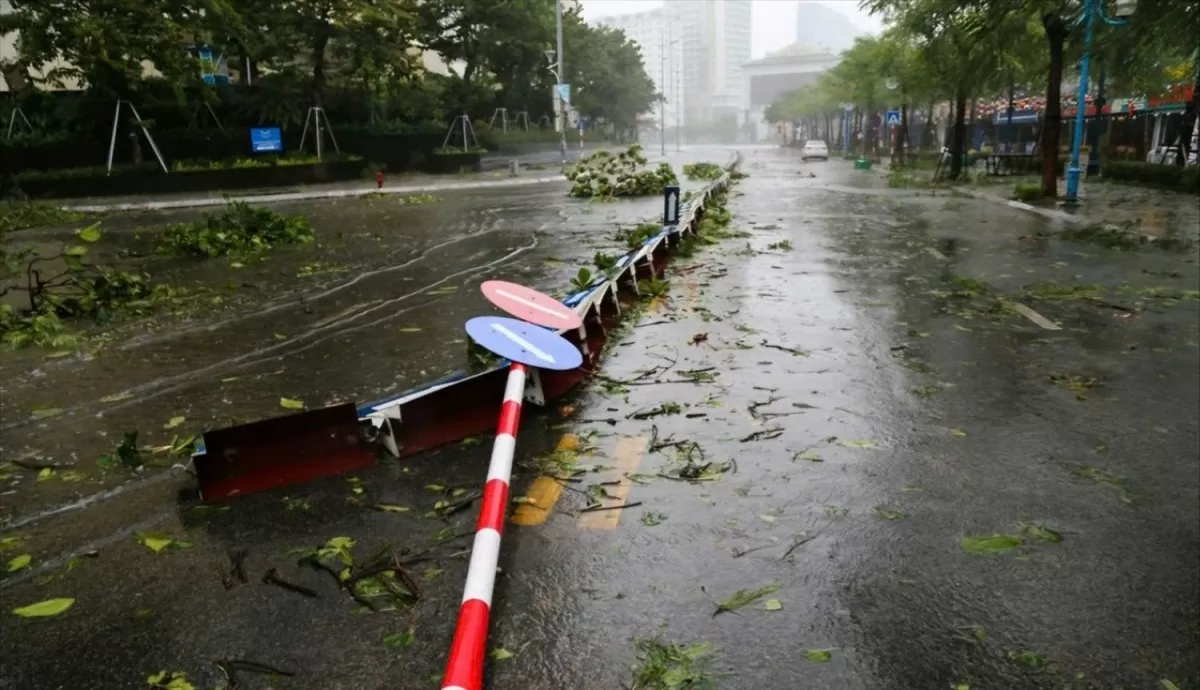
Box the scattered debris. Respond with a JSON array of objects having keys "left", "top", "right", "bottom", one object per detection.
[
  {"left": 629, "top": 639, "right": 716, "bottom": 689},
  {"left": 1018, "top": 521, "right": 1063, "bottom": 543},
  {"left": 711, "top": 583, "right": 779, "bottom": 616},
  {"left": 739, "top": 427, "right": 783, "bottom": 443},
  {"left": 262, "top": 568, "right": 319, "bottom": 598},
  {"left": 959, "top": 534, "right": 1023, "bottom": 555}
]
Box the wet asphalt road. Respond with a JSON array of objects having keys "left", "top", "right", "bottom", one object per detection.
[{"left": 2, "top": 148, "right": 1198, "bottom": 689}]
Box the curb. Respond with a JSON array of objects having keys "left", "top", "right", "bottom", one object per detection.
[
  {"left": 950, "top": 186, "right": 1085, "bottom": 226},
  {"left": 61, "top": 175, "right": 569, "bottom": 213}
]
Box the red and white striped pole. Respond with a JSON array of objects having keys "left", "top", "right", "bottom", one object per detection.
[{"left": 441, "top": 362, "right": 527, "bottom": 690}]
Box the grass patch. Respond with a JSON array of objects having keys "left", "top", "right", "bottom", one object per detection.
[
  {"left": 1060, "top": 221, "right": 1194, "bottom": 252},
  {"left": 164, "top": 201, "right": 313, "bottom": 258}
]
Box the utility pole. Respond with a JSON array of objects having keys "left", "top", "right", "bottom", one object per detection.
[
  {"left": 555, "top": 0, "right": 567, "bottom": 165},
  {"left": 660, "top": 31, "right": 667, "bottom": 156}
]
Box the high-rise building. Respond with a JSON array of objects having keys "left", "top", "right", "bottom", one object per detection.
[
  {"left": 593, "top": 9, "right": 685, "bottom": 130},
  {"left": 664, "top": 0, "right": 752, "bottom": 125},
  {"left": 794, "top": 2, "right": 865, "bottom": 55}
]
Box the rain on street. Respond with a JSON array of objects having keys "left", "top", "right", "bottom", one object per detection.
[{"left": 2, "top": 148, "right": 1198, "bottom": 689}]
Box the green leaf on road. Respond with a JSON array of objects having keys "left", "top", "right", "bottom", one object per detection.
[
  {"left": 490, "top": 647, "right": 514, "bottom": 661},
  {"left": 960, "top": 534, "right": 1023, "bottom": 555},
  {"left": 804, "top": 648, "right": 834, "bottom": 663},
  {"left": 1, "top": 536, "right": 27, "bottom": 552},
  {"left": 1007, "top": 650, "right": 1047, "bottom": 669},
  {"left": 279, "top": 398, "right": 305, "bottom": 410},
  {"left": 763, "top": 599, "right": 783, "bottom": 611},
  {"left": 77, "top": 225, "right": 101, "bottom": 243},
  {"left": 36, "top": 468, "right": 55, "bottom": 481},
  {"left": 399, "top": 327, "right": 422, "bottom": 333},
  {"left": 163, "top": 416, "right": 186, "bottom": 430},
  {"left": 840, "top": 439, "right": 877, "bottom": 449},
  {"left": 99, "top": 391, "right": 133, "bottom": 403},
  {"left": 714, "top": 583, "right": 779, "bottom": 616},
  {"left": 12, "top": 597, "right": 75, "bottom": 618},
  {"left": 31, "top": 408, "right": 64, "bottom": 420},
  {"left": 950, "top": 428, "right": 967, "bottom": 437},
  {"left": 374, "top": 504, "right": 411, "bottom": 513},
  {"left": 792, "top": 449, "right": 822, "bottom": 462},
  {"left": 135, "top": 532, "right": 191, "bottom": 554},
  {"left": 873, "top": 508, "right": 908, "bottom": 521},
  {"left": 7, "top": 554, "right": 32, "bottom": 572},
  {"left": 384, "top": 628, "right": 416, "bottom": 649}
]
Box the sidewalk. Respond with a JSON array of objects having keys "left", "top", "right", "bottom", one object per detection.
[{"left": 59, "top": 147, "right": 708, "bottom": 213}]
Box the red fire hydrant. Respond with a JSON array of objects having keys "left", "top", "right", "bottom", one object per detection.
[{"left": 375, "top": 170, "right": 384, "bottom": 189}]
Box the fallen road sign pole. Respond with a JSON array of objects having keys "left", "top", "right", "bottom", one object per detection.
[
  {"left": 441, "top": 362, "right": 527, "bottom": 690},
  {"left": 442, "top": 289, "right": 583, "bottom": 689}
]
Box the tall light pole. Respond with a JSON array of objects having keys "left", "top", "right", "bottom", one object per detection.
[
  {"left": 1065, "top": 0, "right": 1135, "bottom": 203},
  {"left": 554, "top": 0, "right": 567, "bottom": 165},
  {"left": 659, "top": 31, "right": 681, "bottom": 156}
]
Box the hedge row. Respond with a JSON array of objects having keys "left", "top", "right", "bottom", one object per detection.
[{"left": 1103, "top": 161, "right": 1200, "bottom": 195}]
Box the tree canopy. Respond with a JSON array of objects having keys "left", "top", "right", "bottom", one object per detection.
[{"left": 0, "top": 0, "right": 658, "bottom": 136}]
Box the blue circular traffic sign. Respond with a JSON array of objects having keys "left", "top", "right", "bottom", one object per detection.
[{"left": 465, "top": 316, "right": 583, "bottom": 371}]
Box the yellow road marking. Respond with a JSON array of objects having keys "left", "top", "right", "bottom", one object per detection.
[
  {"left": 510, "top": 434, "right": 578, "bottom": 527},
  {"left": 579, "top": 435, "right": 647, "bottom": 530}
]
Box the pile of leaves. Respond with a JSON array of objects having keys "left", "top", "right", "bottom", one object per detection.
[
  {"left": 163, "top": 201, "right": 313, "bottom": 257},
  {"left": 565, "top": 144, "right": 678, "bottom": 199},
  {"left": 682, "top": 162, "right": 724, "bottom": 181}
]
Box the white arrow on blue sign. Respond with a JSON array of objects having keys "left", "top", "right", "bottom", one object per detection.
[
  {"left": 663, "top": 185, "right": 680, "bottom": 226},
  {"left": 465, "top": 316, "right": 583, "bottom": 371},
  {"left": 885, "top": 110, "right": 901, "bottom": 125},
  {"left": 556, "top": 84, "right": 571, "bottom": 105}
]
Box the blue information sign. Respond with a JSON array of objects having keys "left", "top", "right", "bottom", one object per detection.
[
  {"left": 465, "top": 316, "right": 583, "bottom": 371},
  {"left": 663, "top": 185, "right": 680, "bottom": 226},
  {"left": 885, "top": 110, "right": 901, "bottom": 125},
  {"left": 250, "top": 127, "right": 283, "bottom": 153}
]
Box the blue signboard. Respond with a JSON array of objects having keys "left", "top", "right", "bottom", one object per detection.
[
  {"left": 885, "top": 110, "right": 901, "bottom": 125},
  {"left": 663, "top": 185, "right": 680, "bottom": 226},
  {"left": 250, "top": 127, "right": 283, "bottom": 153},
  {"left": 556, "top": 84, "right": 571, "bottom": 105},
  {"left": 465, "top": 316, "right": 583, "bottom": 371}
]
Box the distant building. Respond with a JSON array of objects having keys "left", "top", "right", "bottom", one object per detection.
[
  {"left": 664, "top": 0, "right": 752, "bottom": 125},
  {"left": 594, "top": 9, "right": 685, "bottom": 130},
  {"left": 740, "top": 42, "right": 841, "bottom": 142},
  {"left": 794, "top": 2, "right": 865, "bottom": 56}
]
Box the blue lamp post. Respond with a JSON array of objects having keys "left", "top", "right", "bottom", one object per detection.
[{"left": 1065, "top": 0, "right": 1137, "bottom": 203}]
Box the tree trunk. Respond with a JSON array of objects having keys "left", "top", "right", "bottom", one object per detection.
[
  {"left": 311, "top": 29, "right": 330, "bottom": 107},
  {"left": 950, "top": 91, "right": 967, "bottom": 178},
  {"left": 1040, "top": 13, "right": 1068, "bottom": 197},
  {"left": 898, "top": 101, "right": 908, "bottom": 166}
]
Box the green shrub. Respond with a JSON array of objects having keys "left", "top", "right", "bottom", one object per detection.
[
  {"left": 164, "top": 201, "right": 313, "bottom": 257},
  {"left": 682, "top": 162, "right": 723, "bottom": 181},
  {"left": 1103, "top": 161, "right": 1200, "bottom": 195},
  {"left": 0, "top": 203, "right": 85, "bottom": 233},
  {"left": 1012, "top": 182, "right": 1043, "bottom": 202}
]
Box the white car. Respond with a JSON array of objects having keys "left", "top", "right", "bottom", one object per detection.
[{"left": 801, "top": 140, "right": 829, "bottom": 161}]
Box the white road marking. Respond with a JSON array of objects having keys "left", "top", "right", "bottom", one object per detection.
[
  {"left": 491, "top": 323, "right": 555, "bottom": 364},
  {"left": 494, "top": 287, "right": 572, "bottom": 322}
]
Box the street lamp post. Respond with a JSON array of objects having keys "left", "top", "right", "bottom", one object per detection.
[
  {"left": 552, "top": 0, "right": 567, "bottom": 165},
  {"left": 1065, "top": 0, "right": 1136, "bottom": 203}
]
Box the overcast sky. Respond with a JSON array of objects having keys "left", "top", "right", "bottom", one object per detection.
[{"left": 581, "top": 1, "right": 886, "bottom": 59}]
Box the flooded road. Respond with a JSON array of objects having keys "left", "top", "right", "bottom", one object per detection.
[
  {"left": 0, "top": 148, "right": 731, "bottom": 525},
  {"left": 2, "top": 148, "right": 1198, "bottom": 689}
]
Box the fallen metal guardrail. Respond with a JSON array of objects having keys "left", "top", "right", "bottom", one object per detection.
[{"left": 192, "top": 155, "right": 741, "bottom": 501}]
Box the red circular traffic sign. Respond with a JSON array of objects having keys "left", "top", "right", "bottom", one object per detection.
[{"left": 480, "top": 280, "right": 583, "bottom": 330}]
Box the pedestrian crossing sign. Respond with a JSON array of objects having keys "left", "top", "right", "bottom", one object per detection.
[{"left": 886, "top": 110, "right": 901, "bottom": 125}]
